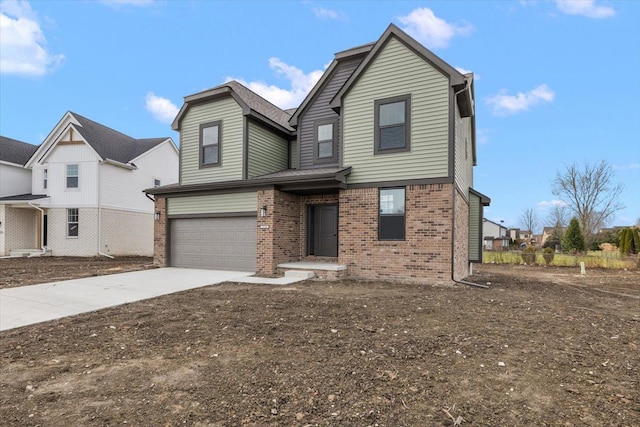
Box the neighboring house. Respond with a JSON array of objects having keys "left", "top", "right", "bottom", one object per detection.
[
  {"left": 0, "top": 136, "right": 39, "bottom": 256},
  {"left": 483, "top": 218, "right": 509, "bottom": 251},
  {"left": 0, "top": 112, "right": 178, "bottom": 257},
  {"left": 146, "top": 24, "right": 490, "bottom": 284}
]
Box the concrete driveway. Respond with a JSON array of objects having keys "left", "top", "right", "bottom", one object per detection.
[{"left": 0, "top": 268, "right": 253, "bottom": 331}]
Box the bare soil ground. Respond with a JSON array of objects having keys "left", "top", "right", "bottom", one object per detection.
[
  {"left": 1, "top": 258, "right": 638, "bottom": 426},
  {"left": 0, "top": 256, "right": 154, "bottom": 289}
]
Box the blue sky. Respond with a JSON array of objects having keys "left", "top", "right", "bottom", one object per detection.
[{"left": 1, "top": 0, "right": 638, "bottom": 229}]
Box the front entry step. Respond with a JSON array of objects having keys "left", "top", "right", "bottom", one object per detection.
[
  {"left": 284, "top": 270, "right": 315, "bottom": 279},
  {"left": 277, "top": 262, "right": 347, "bottom": 280}
]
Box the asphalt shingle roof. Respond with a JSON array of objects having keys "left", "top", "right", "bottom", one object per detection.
[
  {"left": 71, "top": 112, "right": 170, "bottom": 164},
  {"left": 0, "top": 136, "right": 38, "bottom": 165}
]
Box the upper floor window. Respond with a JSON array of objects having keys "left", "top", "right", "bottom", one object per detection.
[
  {"left": 153, "top": 178, "right": 161, "bottom": 187},
  {"left": 200, "top": 121, "right": 221, "bottom": 167},
  {"left": 314, "top": 119, "right": 337, "bottom": 163},
  {"left": 43, "top": 168, "right": 48, "bottom": 189},
  {"left": 66, "top": 164, "right": 79, "bottom": 188},
  {"left": 379, "top": 187, "right": 405, "bottom": 241},
  {"left": 374, "top": 95, "right": 411, "bottom": 154}
]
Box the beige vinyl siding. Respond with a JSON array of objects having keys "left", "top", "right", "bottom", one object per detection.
[
  {"left": 180, "top": 97, "right": 244, "bottom": 184},
  {"left": 468, "top": 192, "right": 481, "bottom": 262},
  {"left": 167, "top": 192, "right": 257, "bottom": 216},
  {"left": 290, "top": 140, "right": 298, "bottom": 169},
  {"left": 454, "top": 105, "right": 473, "bottom": 195},
  {"left": 343, "top": 37, "right": 450, "bottom": 184},
  {"left": 247, "top": 121, "right": 288, "bottom": 178}
]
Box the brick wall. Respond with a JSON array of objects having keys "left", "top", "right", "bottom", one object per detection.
[
  {"left": 257, "top": 189, "right": 301, "bottom": 276},
  {"left": 153, "top": 197, "right": 167, "bottom": 266},
  {"left": 100, "top": 208, "right": 154, "bottom": 256},
  {"left": 46, "top": 208, "right": 99, "bottom": 256},
  {"left": 339, "top": 184, "right": 455, "bottom": 284},
  {"left": 4, "top": 206, "right": 37, "bottom": 253},
  {"left": 453, "top": 187, "right": 470, "bottom": 281}
]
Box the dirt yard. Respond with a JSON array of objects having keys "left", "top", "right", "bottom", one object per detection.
[
  {"left": 0, "top": 258, "right": 638, "bottom": 426},
  {"left": 0, "top": 256, "right": 154, "bottom": 289}
]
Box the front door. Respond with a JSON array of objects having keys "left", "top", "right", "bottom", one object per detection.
[{"left": 310, "top": 205, "right": 338, "bottom": 257}]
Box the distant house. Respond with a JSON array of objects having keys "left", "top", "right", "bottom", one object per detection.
[
  {"left": 0, "top": 112, "right": 179, "bottom": 257},
  {"left": 0, "top": 136, "right": 39, "bottom": 256},
  {"left": 482, "top": 218, "right": 509, "bottom": 250},
  {"left": 146, "top": 24, "right": 491, "bottom": 284}
]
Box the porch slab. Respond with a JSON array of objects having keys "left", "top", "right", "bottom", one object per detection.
[
  {"left": 277, "top": 261, "right": 346, "bottom": 271},
  {"left": 233, "top": 275, "right": 310, "bottom": 285}
]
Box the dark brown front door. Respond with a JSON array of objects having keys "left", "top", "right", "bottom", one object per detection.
[{"left": 310, "top": 205, "right": 338, "bottom": 257}]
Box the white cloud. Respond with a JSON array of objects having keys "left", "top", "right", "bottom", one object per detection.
[
  {"left": 227, "top": 57, "right": 324, "bottom": 109},
  {"left": 486, "top": 84, "right": 555, "bottom": 116},
  {"left": 312, "top": 6, "right": 347, "bottom": 21},
  {"left": 613, "top": 163, "right": 640, "bottom": 171},
  {"left": 146, "top": 92, "right": 179, "bottom": 124},
  {"left": 397, "top": 7, "right": 474, "bottom": 49},
  {"left": 0, "top": 0, "right": 64, "bottom": 76},
  {"left": 556, "top": 0, "right": 615, "bottom": 19}
]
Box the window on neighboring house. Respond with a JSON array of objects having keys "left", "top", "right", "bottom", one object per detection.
[
  {"left": 314, "top": 119, "right": 337, "bottom": 163},
  {"left": 66, "top": 164, "right": 79, "bottom": 188},
  {"left": 67, "top": 208, "right": 79, "bottom": 237},
  {"left": 154, "top": 178, "right": 161, "bottom": 187},
  {"left": 200, "top": 121, "right": 221, "bottom": 167},
  {"left": 43, "top": 169, "right": 48, "bottom": 189},
  {"left": 379, "top": 187, "right": 405, "bottom": 240},
  {"left": 374, "top": 95, "right": 411, "bottom": 154}
]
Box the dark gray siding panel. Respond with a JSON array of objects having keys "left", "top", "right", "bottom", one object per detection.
[{"left": 299, "top": 57, "right": 362, "bottom": 168}]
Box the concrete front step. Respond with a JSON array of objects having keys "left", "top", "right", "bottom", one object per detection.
[
  {"left": 284, "top": 270, "right": 315, "bottom": 279},
  {"left": 8, "top": 249, "right": 44, "bottom": 257},
  {"left": 277, "top": 262, "right": 347, "bottom": 280}
]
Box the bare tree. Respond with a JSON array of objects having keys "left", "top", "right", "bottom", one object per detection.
[
  {"left": 520, "top": 207, "right": 539, "bottom": 235},
  {"left": 552, "top": 160, "right": 624, "bottom": 245},
  {"left": 545, "top": 204, "right": 570, "bottom": 244}
]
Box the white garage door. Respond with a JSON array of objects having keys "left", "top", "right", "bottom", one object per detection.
[{"left": 169, "top": 217, "right": 257, "bottom": 271}]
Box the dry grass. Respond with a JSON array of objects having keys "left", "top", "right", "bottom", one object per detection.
[{"left": 483, "top": 250, "right": 637, "bottom": 269}]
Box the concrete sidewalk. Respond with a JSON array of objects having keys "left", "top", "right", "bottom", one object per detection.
[{"left": 0, "top": 268, "right": 253, "bottom": 331}]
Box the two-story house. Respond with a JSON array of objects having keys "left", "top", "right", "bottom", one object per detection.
[
  {"left": 147, "top": 24, "right": 490, "bottom": 284},
  {"left": 0, "top": 112, "right": 179, "bottom": 257},
  {"left": 0, "top": 136, "right": 39, "bottom": 256},
  {"left": 483, "top": 218, "right": 509, "bottom": 251}
]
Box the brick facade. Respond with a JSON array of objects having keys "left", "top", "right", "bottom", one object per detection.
[
  {"left": 339, "top": 184, "right": 455, "bottom": 284},
  {"left": 256, "top": 189, "right": 301, "bottom": 276},
  {"left": 160, "top": 183, "right": 470, "bottom": 284},
  {"left": 153, "top": 197, "right": 167, "bottom": 267},
  {"left": 453, "top": 187, "right": 470, "bottom": 281}
]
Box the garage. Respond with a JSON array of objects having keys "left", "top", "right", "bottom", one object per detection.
[{"left": 169, "top": 217, "right": 257, "bottom": 271}]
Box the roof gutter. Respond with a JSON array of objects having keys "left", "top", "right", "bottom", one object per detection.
[{"left": 103, "top": 158, "right": 137, "bottom": 170}]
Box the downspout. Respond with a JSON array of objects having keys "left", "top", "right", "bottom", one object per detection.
[
  {"left": 451, "top": 79, "right": 487, "bottom": 289},
  {"left": 97, "top": 160, "right": 114, "bottom": 259},
  {"left": 27, "top": 203, "right": 46, "bottom": 257}
]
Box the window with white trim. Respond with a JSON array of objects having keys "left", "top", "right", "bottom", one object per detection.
[
  {"left": 43, "top": 168, "right": 48, "bottom": 189},
  {"left": 66, "top": 164, "right": 79, "bottom": 188},
  {"left": 67, "top": 208, "right": 79, "bottom": 237}
]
